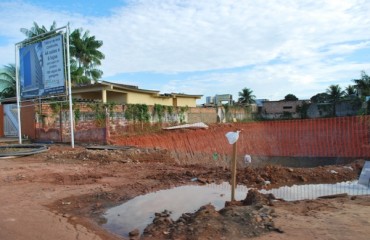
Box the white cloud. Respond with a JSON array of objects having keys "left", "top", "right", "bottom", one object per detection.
[
  {"left": 159, "top": 60, "right": 370, "bottom": 102},
  {"left": 92, "top": 0, "right": 370, "bottom": 76},
  {"left": 1, "top": 0, "right": 370, "bottom": 100},
  {"left": 0, "top": 0, "right": 94, "bottom": 64},
  {"left": 324, "top": 41, "right": 370, "bottom": 55}
]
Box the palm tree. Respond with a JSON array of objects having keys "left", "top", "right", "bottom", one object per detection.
[
  {"left": 326, "top": 84, "right": 344, "bottom": 116},
  {"left": 238, "top": 88, "right": 256, "bottom": 105},
  {"left": 345, "top": 85, "right": 356, "bottom": 97},
  {"left": 20, "top": 21, "right": 58, "bottom": 42},
  {"left": 0, "top": 64, "right": 16, "bottom": 99},
  {"left": 353, "top": 71, "right": 370, "bottom": 98},
  {"left": 20, "top": 22, "right": 105, "bottom": 85},
  {"left": 69, "top": 28, "right": 105, "bottom": 84}
]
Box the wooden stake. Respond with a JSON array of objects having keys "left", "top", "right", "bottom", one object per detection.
[{"left": 231, "top": 141, "right": 237, "bottom": 201}]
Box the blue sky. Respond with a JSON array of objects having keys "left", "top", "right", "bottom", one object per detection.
[{"left": 1, "top": 0, "right": 370, "bottom": 103}]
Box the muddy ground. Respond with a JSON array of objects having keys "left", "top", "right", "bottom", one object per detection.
[{"left": 0, "top": 145, "right": 369, "bottom": 240}]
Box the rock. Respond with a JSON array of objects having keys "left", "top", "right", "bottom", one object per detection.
[
  {"left": 255, "top": 215, "right": 263, "bottom": 223},
  {"left": 154, "top": 217, "right": 165, "bottom": 224},
  {"left": 259, "top": 206, "right": 274, "bottom": 215},
  {"left": 274, "top": 227, "right": 284, "bottom": 233},
  {"left": 160, "top": 212, "right": 169, "bottom": 217},
  {"left": 243, "top": 189, "right": 276, "bottom": 206},
  {"left": 288, "top": 168, "right": 294, "bottom": 172},
  {"left": 197, "top": 177, "right": 207, "bottom": 184},
  {"left": 182, "top": 213, "right": 191, "bottom": 219},
  {"left": 256, "top": 176, "right": 265, "bottom": 184},
  {"left": 318, "top": 193, "right": 348, "bottom": 199},
  {"left": 129, "top": 229, "right": 140, "bottom": 237},
  {"left": 185, "top": 171, "right": 194, "bottom": 176},
  {"left": 298, "top": 175, "right": 307, "bottom": 182},
  {"left": 95, "top": 202, "right": 102, "bottom": 208},
  {"left": 164, "top": 217, "right": 174, "bottom": 224}
]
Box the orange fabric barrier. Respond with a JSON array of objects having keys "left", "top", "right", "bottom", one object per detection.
[{"left": 111, "top": 116, "right": 370, "bottom": 158}]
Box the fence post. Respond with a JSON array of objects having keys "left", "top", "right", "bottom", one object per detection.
[{"left": 231, "top": 141, "right": 237, "bottom": 201}]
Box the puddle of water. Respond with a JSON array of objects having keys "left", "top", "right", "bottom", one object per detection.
[
  {"left": 102, "top": 181, "right": 370, "bottom": 237},
  {"left": 102, "top": 182, "right": 248, "bottom": 237}
]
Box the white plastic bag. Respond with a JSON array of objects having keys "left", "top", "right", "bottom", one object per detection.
[
  {"left": 244, "top": 154, "right": 252, "bottom": 163},
  {"left": 225, "top": 131, "right": 240, "bottom": 144}
]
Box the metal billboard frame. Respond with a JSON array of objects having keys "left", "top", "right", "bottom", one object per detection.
[{"left": 15, "top": 25, "right": 74, "bottom": 148}]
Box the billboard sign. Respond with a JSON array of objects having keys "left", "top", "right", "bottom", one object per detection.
[{"left": 19, "top": 34, "right": 65, "bottom": 98}]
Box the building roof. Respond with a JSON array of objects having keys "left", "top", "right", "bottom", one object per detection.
[
  {"left": 72, "top": 80, "right": 160, "bottom": 95},
  {"left": 72, "top": 80, "right": 202, "bottom": 99},
  {"left": 1, "top": 80, "right": 203, "bottom": 104}
]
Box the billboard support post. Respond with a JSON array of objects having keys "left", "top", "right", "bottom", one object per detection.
[
  {"left": 66, "top": 24, "right": 74, "bottom": 148},
  {"left": 15, "top": 44, "right": 22, "bottom": 144}
]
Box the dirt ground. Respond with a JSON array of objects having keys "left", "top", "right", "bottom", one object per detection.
[{"left": 0, "top": 145, "right": 369, "bottom": 240}]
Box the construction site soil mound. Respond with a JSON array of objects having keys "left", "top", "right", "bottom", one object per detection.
[{"left": 0, "top": 145, "right": 369, "bottom": 240}]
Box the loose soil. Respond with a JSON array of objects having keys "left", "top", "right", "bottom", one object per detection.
[{"left": 0, "top": 145, "right": 369, "bottom": 240}]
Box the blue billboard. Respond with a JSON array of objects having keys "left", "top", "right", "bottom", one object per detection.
[{"left": 19, "top": 34, "right": 65, "bottom": 98}]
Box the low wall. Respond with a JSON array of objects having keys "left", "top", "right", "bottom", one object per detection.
[
  {"left": 36, "top": 127, "right": 106, "bottom": 143},
  {"left": 188, "top": 108, "right": 217, "bottom": 123}
]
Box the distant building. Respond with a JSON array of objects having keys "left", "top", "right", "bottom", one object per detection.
[
  {"left": 261, "top": 100, "right": 309, "bottom": 119},
  {"left": 73, "top": 80, "right": 202, "bottom": 107},
  {"left": 255, "top": 99, "right": 269, "bottom": 113},
  {"left": 205, "top": 94, "right": 233, "bottom": 106},
  {"left": 206, "top": 96, "right": 215, "bottom": 105}
]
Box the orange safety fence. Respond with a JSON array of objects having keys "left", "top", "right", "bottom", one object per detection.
[{"left": 111, "top": 116, "right": 370, "bottom": 158}]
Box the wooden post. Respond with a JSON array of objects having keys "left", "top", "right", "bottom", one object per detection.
[{"left": 231, "top": 141, "right": 237, "bottom": 201}]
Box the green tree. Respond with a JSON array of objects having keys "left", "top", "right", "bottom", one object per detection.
[
  {"left": 296, "top": 101, "right": 310, "bottom": 119},
  {"left": 69, "top": 59, "right": 89, "bottom": 84},
  {"left": 69, "top": 28, "right": 105, "bottom": 84},
  {"left": 20, "top": 22, "right": 105, "bottom": 85},
  {"left": 284, "top": 94, "right": 298, "bottom": 101},
  {"left": 20, "top": 21, "right": 58, "bottom": 43},
  {"left": 353, "top": 71, "right": 370, "bottom": 98},
  {"left": 326, "top": 84, "right": 344, "bottom": 116},
  {"left": 345, "top": 85, "right": 356, "bottom": 97},
  {"left": 0, "top": 64, "right": 16, "bottom": 99},
  {"left": 238, "top": 88, "right": 255, "bottom": 105},
  {"left": 310, "top": 92, "right": 330, "bottom": 103}
]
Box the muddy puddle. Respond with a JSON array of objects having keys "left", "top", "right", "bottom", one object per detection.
[
  {"left": 102, "top": 182, "right": 248, "bottom": 237},
  {"left": 102, "top": 181, "right": 370, "bottom": 237}
]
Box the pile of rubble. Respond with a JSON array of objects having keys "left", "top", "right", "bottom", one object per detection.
[{"left": 138, "top": 189, "right": 284, "bottom": 240}]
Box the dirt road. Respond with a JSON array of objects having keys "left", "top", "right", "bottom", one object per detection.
[{"left": 0, "top": 145, "right": 369, "bottom": 240}]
